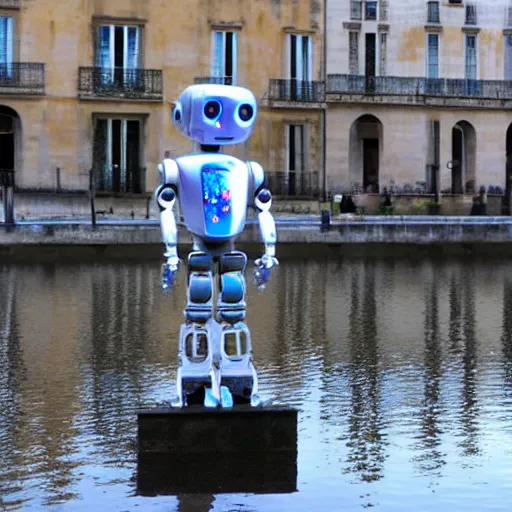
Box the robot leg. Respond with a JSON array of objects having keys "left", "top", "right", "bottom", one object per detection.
[
  {"left": 175, "top": 252, "right": 217, "bottom": 407},
  {"left": 216, "top": 251, "right": 258, "bottom": 404},
  {"left": 216, "top": 251, "right": 247, "bottom": 324},
  {"left": 185, "top": 251, "right": 214, "bottom": 324}
]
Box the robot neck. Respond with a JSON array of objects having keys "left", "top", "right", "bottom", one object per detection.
[{"left": 200, "top": 144, "right": 221, "bottom": 153}]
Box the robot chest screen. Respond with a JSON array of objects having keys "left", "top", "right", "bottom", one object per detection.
[{"left": 201, "top": 166, "right": 233, "bottom": 236}]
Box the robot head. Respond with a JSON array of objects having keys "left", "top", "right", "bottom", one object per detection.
[{"left": 172, "top": 84, "right": 257, "bottom": 146}]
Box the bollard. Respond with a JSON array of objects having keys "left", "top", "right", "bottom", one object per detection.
[{"left": 320, "top": 209, "right": 331, "bottom": 232}]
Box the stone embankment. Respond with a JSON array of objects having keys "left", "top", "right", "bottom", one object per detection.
[{"left": 2, "top": 216, "right": 512, "bottom": 261}]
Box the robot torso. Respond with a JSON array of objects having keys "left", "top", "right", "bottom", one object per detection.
[{"left": 175, "top": 153, "right": 250, "bottom": 241}]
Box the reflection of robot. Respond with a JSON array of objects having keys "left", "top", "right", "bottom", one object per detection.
[{"left": 154, "top": 84, "right": 278, "bottom": 408}]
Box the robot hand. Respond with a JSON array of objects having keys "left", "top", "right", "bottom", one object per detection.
[
  {"left": 162, "top": 251, "right": 180, "bottom": 291},
  {"left": 253, "top": 249, "right": 279, "bottom": 291}
]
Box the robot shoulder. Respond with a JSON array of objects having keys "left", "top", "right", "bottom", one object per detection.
[
  {"left": 246, "top": 161, "right": 265, "bottom": 191},
  {"left": 157, "top": 158, "right": 179, "bottom": 186}
]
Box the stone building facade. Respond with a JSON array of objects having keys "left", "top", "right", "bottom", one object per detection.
[
  {"left": 326, "top": 0, "right": 512, "bottom": 205},
  {"left": 0, "top": 0, "right": 324, "bottom": 215}
]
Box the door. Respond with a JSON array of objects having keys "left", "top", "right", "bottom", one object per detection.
[{"left": 363, "top": 138, "right": 379, "bottom": 192}]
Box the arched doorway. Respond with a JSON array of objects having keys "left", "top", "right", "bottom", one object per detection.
[
  {"left": 451, "top": 121, "right": 476, "bottom": 194},
  {"left": 0, "top": 105, "right": 20, "bottom": 176},
  {"left": 349, "top": 114, "right": 382, "bottom": 193}
]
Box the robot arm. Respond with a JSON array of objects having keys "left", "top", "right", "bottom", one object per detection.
[
  {"left": 248, "top": 161, "right": 278, "bottom": 290},
  {"left": 156, "top": 158, "right": 180, "bottom": 290}
]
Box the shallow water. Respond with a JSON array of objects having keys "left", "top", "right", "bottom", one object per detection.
[{"left": 1, "top": 257, "right": 512, "bottom": 511}]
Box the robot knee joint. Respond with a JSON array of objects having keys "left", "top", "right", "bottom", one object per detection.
[
  {"left": 217, "top": 252, "right": 247, "bottom": 324},
  {"left": 186, "top": 252, "right": 213, "bottom": 323}
]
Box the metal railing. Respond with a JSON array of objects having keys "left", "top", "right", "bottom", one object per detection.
[
  {"left": 268, "top": 79, "right": 325, "bottom": 102},
  {"left": 194, "top": 76, "right": 235, "bottom": 85},
  {"left": 0, "top": 63, "right": 45, "bottom": 94},
  {"left": 78, "top": 67, "right": 163, "bottom": 100},
  {"left": 265, "top": 171, "right": 320, "bottom": 198},
  {"left": 327, "top": 74, "right": 512, "bottom": 100}
]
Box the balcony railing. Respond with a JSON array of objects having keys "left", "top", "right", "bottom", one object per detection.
[
  {"left": 327, "top": 74, "right": 512, "bottom": 100},
  {"left": 0, "top": 63, "right": 45, "bottom": 95},
  {"left": 194, "top": 76, "right": 234, "bottom": 85},
  {"left": 268, "top": 79, "right": 325, "bottom": 103},
  {"left": 94, "top": 166, "right": 146, "bottom": 194},
  {"left": 78, "top": 67, "right": 163, "bottom": 100},
  {"left": 265, "top": 171, "right": 320, "bottom": 198}
]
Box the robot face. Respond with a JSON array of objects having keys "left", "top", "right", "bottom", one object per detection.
[{"left": 172, "top": 84, "right": 257, "bottom": 146}]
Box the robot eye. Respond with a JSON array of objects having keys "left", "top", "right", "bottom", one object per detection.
[
  {"left": 174, "top": 107, "right": 182, "bottom": 122},
  {"left": 204, "top": 100, "right": 222, "bottom": 120},
  {"left": 238, "top": 104, "right": 254, "bottom": 122}
]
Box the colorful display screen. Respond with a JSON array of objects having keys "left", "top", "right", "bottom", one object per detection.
[{"left": 201, "top": 167, "right": 232, "bottom": 236}]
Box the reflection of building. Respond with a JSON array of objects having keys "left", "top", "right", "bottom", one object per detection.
[
  {"left": 3, "top": 0, "right": 324, "bottom": 209},
  {"left": 326, "top": 0, "right": 512, "bottom": 206}
]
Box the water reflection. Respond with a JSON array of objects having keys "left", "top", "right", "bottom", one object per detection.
[
  {"left": 343, "top": 261, "right": 386, "bottom": 483},
  {"left": 413, "top": 263, "right": 445, "bottom": 476},
  {"left": 0, "top": 259, "right": 512, "bottom": 510}
]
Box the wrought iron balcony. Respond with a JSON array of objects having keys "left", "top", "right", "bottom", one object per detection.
[
  {"left": 265, "top": 171, "right": 320, "bottom": 198},
  {"left": 194, "top": 76, "right": 234, "bottom": 85},
  {"left": 93, "top": 166, "right": 146, "bottom": 194},
  {"left": 0, "top": 63, "right": 45, "bottom": 95},
  {"left": 268, "top": 79, "right": 325, "bottom": 103},
  {"left": 326, "top": 74, "right": 512, "bottom": 100},
  {"left": 78, "top": 67, "right": 163, "bottom": 101}
]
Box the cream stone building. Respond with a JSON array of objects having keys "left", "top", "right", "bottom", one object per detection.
[
  {"left": 0, "top": 0, "right": 325, "bottom": 218},
  {"left": 326, "top": 0, "right": 512, "bottom": 212}
]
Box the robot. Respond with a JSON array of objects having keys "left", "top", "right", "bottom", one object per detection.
[{"left": 154, "top": 84, "right": 278, "bottom": 408}]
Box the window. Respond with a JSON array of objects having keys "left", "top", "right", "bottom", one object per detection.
[
  {"left": 288, "top": 34, "right": 312, "bottom": 81},
  {"left": 93, "top": 117, "right": 144, "bottom": 193},
  {"left": 285, "top": 124, "right": 306, "bottom": 196},
  {"left": 212, "top": 31, "right": 237, "bottom": 85},
  {"left": 0, "top": 17, "right": 13, "bottom": 78},
  {"left": 365, "top": 1, "right": 378, "bottom": 20},
  {"left": 427, "top": 34, "right": 439, "bottom": 78},
  {"left": 427, "top": 1, "right": 440, "bottom": 23},
  {"left": 96, "top": 25, "right": 140, "bottom": 85},
  {"left": 465, "top": 34, "right": 477, "bottom": 79},
  {"left": 351, "top": 0, "right": 362, "bottom": 20},
  {"left": 287, "top": 34, "right": 312, "bottom": 100},
  {"left": 465, "top": 3, "right": 477, "bottom": 25},
  {"left": 506, "top": 35, "right": 512, "bottom": 80}
]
